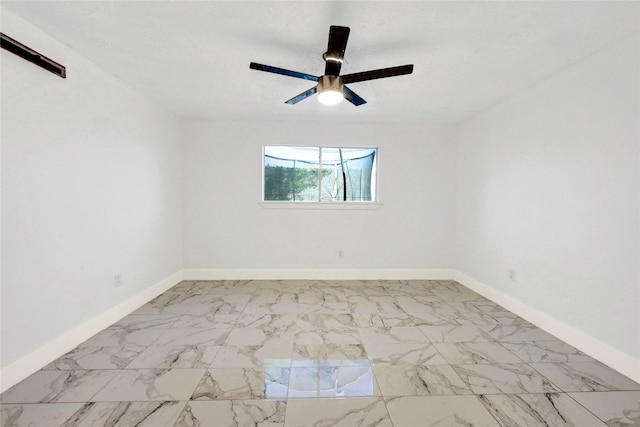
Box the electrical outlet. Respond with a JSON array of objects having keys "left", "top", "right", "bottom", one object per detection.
[
  {"left": 114, "top": 274, "right": 122, "bottom": 288},
  {"left": 508, "top": 270, "right": 516, "bottom": 281},
  {"left": 338, "top": 250, "right": 344, "bottom": 258}
]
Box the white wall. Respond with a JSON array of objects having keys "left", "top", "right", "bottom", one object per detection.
[
  {"left": 455, "top": 35, "right": 639, "bottom": 365},
  {"left": 2, "top": 4, "right": 638, "bottom": 386},
  {"left": 0, "top": 9, "right": 182, "bottom": 370},
  {"left": 182, "top": 119, "right": 456, "bottom": 271}
]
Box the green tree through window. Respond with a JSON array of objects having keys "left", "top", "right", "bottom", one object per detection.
[{"left": 264, "top": 164, "right": 322, "bottom": 201}]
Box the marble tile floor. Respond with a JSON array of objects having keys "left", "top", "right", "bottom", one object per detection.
[{"left": 2, "top": 280, "right": 639, "bottom": 426}]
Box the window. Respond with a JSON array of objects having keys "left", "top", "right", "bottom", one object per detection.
[{"left": 263, "top": 146, "right": 377, "bottom": 203}]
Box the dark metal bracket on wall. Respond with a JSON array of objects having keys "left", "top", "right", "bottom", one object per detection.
[{"left": 1, "top": 32, "right": 66, "bottom": 78}]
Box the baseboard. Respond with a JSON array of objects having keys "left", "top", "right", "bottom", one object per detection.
[
  {"left": 182, "top": 268, "right": 455, "bottom": 281},
  {"left": 5, "top": 268, "right": 635, "bottom": 392},
  {"left": 453, "top": 270, "right": 640, "bottom": 384},
  {"left": 0, "top": 268, "right": 450, "bottom": 393},
  {"left": 0, "top": 270, "right": 183, "bottom": 394}
]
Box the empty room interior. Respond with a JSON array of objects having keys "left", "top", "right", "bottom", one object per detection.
[{"left": 1, "top": 1, "right": 639, "bottom": 426}]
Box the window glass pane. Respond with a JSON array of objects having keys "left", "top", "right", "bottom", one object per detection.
[
  {"left": 320, "top": 148, "right": 376, "bottom": 201},
  {"left": 264, "top": 146, "right": 319, "bottom": 201}
]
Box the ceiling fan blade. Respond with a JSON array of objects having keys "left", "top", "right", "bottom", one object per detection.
[
  {"left": 324, "top": 26, "right": 350, "bottom": 76},
  {"left": 343, "top": 85, "right": 366, "bottom": 106},
  {"left": 250, "top": 62, "right": 318, "bottom": 82},
  {"left": 285, "top": 86, "right": 318, "bottom": 104},
  {"left": 341, "top": 64, "right": 414, "bottom": 84}
]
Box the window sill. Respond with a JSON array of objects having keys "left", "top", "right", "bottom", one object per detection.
[{"left": 259, "top": 202, "right": 383, "bottom": 210}]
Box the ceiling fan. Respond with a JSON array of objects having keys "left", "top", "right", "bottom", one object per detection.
[{"left": 250, "top": 25, "right": 414, "bottom": 106}]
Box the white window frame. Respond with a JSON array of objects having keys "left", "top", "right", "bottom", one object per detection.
[{"left": 260, "top": 145, "right": 382, "bottom": 210}]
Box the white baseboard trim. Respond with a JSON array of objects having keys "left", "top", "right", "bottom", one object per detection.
[
  {"left": 182, "top": 268, "right": 455, "bottom": 281},
  {"left": 1, "top": 268, "right": 450, "bottom": 393},
  {"left": 0, "top": 270, "right": 183, "bottom": 394},
  {"left": 453, "top": 270, "right": 640, "bottom": 384},
  {"left": 4, "top": 268, "right": 636, "bottom": 393}
]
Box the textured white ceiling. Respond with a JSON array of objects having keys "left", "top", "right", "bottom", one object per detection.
[{"left": 3, "top": 1, "right": 639, "bottom": 123}]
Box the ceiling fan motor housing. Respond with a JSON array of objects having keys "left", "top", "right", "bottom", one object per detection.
[{"left": 323, "top": 51, "right": 343, "bottom": 63}]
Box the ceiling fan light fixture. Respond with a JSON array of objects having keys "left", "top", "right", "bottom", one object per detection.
[
  {"left": 250, "top": 25, "right": 413, "bottom": 107},
  {"left": 317, "top": 75, "right": 344, "bottom": 105}
]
